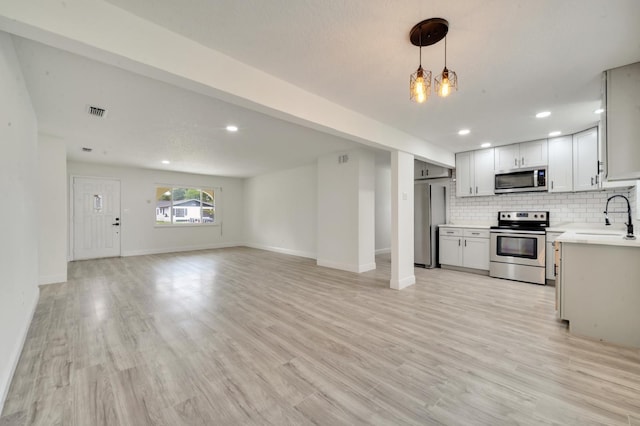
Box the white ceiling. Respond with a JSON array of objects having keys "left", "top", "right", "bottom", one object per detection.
[
  {"left": 11, "top": 1, "right": 640, "bottom": 177},
  {"left": 13, "top": 37, "right": 363, "bottom": 177}
]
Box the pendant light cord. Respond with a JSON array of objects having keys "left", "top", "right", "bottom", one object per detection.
[{"left": 444, "top": 36, "right": 447, "bottom": 67}]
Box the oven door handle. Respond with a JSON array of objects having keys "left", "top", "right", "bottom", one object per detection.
[{"left": 490, "top": 230, "right": 546, "bottom": 235}]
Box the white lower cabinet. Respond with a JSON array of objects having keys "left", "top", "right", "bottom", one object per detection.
[{"left": 439, "top": 228, "right": 489, "bottom": 270}]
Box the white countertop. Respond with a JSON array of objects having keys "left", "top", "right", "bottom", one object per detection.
[
  {"left": 439, "top": 223, "right": 492, "bottom": 229},
  {"left": 556, "top": 229, "right": 640, "bottom": 248},
  {"left": 546, "top": 222, "right": 628, "bottom": 233}
]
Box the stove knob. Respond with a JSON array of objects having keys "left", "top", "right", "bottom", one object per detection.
[
  {"left": 507, "top": 214, "right": 511, "bottom": 218},
  {"left": 534, "top": 214, "right": 538, "bottom": 218}
]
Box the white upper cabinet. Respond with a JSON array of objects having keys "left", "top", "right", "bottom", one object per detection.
[
  {"left": 474, "top": 148, "right": 495, "bottom": 196},
  {"left": 495, "top": 140, "right": 548, "bottom": 171},
  {"left": 573, "top": 128, "right": 600, "bottom": 191},
  {"left": 455, "top": 151, "right": 474, "bottom": 197},
  {"left": 519, "top": 139, "right": 548, "bottom": 168},
  {"left": 455, "top": 148, "right": 494, "bottom": 197},
  {"left": 605, "top": 62, "right": 640, "bottom": 180},
  {"left": 548, "top": 136, "right": 573, "bottom": 192},
  {"left": 494, "top": 144, "right": 521, "bottom": 171},
  {"left": 414, "top": 160, "right": 450, "bottom": 179}
]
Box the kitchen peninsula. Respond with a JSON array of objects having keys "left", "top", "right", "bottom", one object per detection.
[{"left": 557, "top": 230, "right": 640, "bottom": 348}]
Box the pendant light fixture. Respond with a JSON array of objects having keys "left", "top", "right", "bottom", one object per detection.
[
  {"left": 409, "top": 18, "right": 454, "bottom": 103},
  {"left": 409, "top": 43, "right": 431, "bottom": 103},
  {"left": 434, "top": 36, "right": 458, "bottom": 97}
]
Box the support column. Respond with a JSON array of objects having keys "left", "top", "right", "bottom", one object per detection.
[{"left": 390, "top": 150, "right": 415, "bottom": 290}]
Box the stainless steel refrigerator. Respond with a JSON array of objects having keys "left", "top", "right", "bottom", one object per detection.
[{"left": 414, "top": 180, "right": 447, "bottom": 268}]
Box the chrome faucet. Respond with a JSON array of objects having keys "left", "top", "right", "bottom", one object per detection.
[{"left": 604, "top": 195, "right": 635, "bottom": 240}]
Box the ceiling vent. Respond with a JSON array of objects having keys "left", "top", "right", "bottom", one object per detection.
[{"left": 87, "top": 105, "right": 108, "bottom": 118}]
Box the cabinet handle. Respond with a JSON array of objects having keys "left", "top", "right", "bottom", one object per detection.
[
  {"left": 469, "top": 187, "right": 472, "bottom": 194},
  {"left": 464, "top": 239, "right": 467, "bottom": 247},
  {"left": 521, "top": 157, "right": 525, "bottom": 166},
  {"left": 554, "top": 264, "right": 557, "bottom": 277},
  {"left": 446, "top": 231, "right": 454, "bottom": 234},
  {"left": 591, "top": 177, "right": 594, "bottom": 186},
  {"left": 426, "top": 169, "right": 429, "bottom": 176},
  {"left": 458, "top": 239, "right": 461, "bottom": 246},
  {"left": 514, "top": 158, "right": 518, "bottom": 167},
  {"left": 471, "top": 232, "right": 479, "bottom": 235},
  {"left": 475, "top": 186, "right": 478, "bottom": 194},
  {"left": 595, "top": 174, "right": 599, "bottom": 185},
  {"left": 551, "top": 181, "right": 554, "bottom": 190}
]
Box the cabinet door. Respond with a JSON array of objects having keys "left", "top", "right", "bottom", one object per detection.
[
  {"left": 439, "top": 235, "right": 462, "bottom": 266},
  {"left": 573, "top": 128, "right": 599, "bottom": 192},
  {"left": 548, "top": 136, "right": 573, "bottom": 192},
  {"left": 455, "top": 152, "right": 474, "bottom": 197},
  {"left": 462, "top": 237, "right": 489, "bottom": 270},
  {"left": 494, "top": 145, "right": 520, "bottom": 171},
  {"left": 473, "top": 148, "right": 495, "bottom": 196},
  {"left": 520, "top": 139, "right": 548, "bottom": 168},
  {"left": 606, "top": 62, "right": 640, "bottom": 180},
  {"left": 414, "top": 160, "right": 425, "bottom": 179}
]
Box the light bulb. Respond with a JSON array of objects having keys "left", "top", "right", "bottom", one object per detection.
[
  {"left": 415, "top": 76, "right": 426, "bottom": 103},
  {"left": 440, "top": 78, "right": 450, "bottom": 97}
]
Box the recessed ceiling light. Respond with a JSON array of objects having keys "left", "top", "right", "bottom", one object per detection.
[
  {"left": 226, "top": 125, "right": 238, "bottom": 132},
  {"left": 549, "top": 131, "right": 562, "bottom": 137},
  {"left": 536, "top": 111, "right": 551, "bottom": 118},
  {"left": 480, "top": 142, "right": 491, "bottom": 148},
  {"left": 594, "top": 108, "right": 605, "bottom": 114},
  {"left": 161, "top": 160, "right": 170, "bottom": 164},
  {"left": 458, "top": 129, "right": 470, "bottom": 135}
]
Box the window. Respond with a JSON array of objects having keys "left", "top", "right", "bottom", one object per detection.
[{"left": 155, "top": 186, "right": 216, "bottom": 225}]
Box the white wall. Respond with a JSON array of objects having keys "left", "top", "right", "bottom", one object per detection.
[
  {"left": 0, "top": 33, "right": 40, "bottom": 410},
  {"left": 358, "top": 150, "right": 376, "bottom": 268},
  {"left": 317, "top": 149, "right": 376, "bottom": 272},
  {"left": 390, "top": 151, "right": 415, "bottom": 290},
  {"left": 67, "top": 162, "right": 245, "bottom": 257},
  {"left": 244, "top": 163, "right": 317, "bottom": 258},
  {"left": 38, "top": 136, "right": 67, "bottom": 284},
  {"left": 375, "top": 151, "right": 391, "bottom": 253}
]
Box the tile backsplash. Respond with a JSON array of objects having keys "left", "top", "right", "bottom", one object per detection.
[{"left": 448, "top": 176, "right": 637, "bottom": 225}]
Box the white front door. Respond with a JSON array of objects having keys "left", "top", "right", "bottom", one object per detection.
[{"left": 73, "top": 177, "right": 121, "bottom": 260}]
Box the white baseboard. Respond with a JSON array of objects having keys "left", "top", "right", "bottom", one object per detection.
[
  {"left": 358, "top": 262, "right": 377, "bottom": 273},
  {"left": 38, "top": 273, "right": 67, "bottom": 285},
  {"left": 375, "top": 248, "right": 391, "bottom": 255},
  {"left": 243, "top": 243, "right": 316, "bottom": 260},
  {"left": 390, "top": 275, "right": 416, "bottom": 290},
  {"left": 317, "top": 259, "right": 377, "bottom": 273},
  {"left": 1, "top": 286, "right": 39, "bottom": 412},
  {"left": 122, "top": 242, "right": 242, "bottom": 257}
]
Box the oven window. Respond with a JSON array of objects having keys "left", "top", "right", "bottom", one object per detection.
[
  {"left": 496, "top": 236, "right": 538, "bottom": 259},
  {"left": 495, "top": 171, "right": 534, "bottom": 189}
]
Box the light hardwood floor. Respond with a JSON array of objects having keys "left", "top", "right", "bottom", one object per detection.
[{"left": 1, "top": 247, "right": 640, "bottom": 425}]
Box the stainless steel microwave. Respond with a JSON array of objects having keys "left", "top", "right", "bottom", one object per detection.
[{"left": 494, "top": 167, "right": 547, "bottom": 193}]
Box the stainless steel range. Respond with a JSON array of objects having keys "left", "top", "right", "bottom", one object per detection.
[{"left": 489, "top": 211, "right": 549, "bottom": 285}]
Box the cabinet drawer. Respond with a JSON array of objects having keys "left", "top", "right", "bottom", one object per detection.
[
  {"left": 463, "top": 229, "right": 489, "bottom": 239},
  {"left": 440, "top": 228, "right": 462, "bottom": 236}
]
